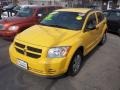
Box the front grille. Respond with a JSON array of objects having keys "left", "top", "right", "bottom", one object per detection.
[
  {"left": 15, "top": 42, "right": 42, "bottom": 58},
  {"left": 27, "top": 46, "right": 42, "bottom": 53},
  {"left": 26, "top": 52, "right": 41, "bottom": 58},
  {"left": 15, "top": 42, "right": 25, "bottom": 48},
  {"left": 15, "top": 47, "right": 24, "bottom": 54}
]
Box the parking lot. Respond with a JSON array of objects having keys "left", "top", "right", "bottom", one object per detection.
[{"left": 0, "top": 33, "right": 120, "bottom": 90}]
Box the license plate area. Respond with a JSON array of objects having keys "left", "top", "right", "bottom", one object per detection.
[{"left": 17, "top": 59, "right": 28, "bottom": 70}]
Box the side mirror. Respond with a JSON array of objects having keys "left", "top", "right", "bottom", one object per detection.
[{"left": 37, "top": 13, "right": 42, "bottom": 17}]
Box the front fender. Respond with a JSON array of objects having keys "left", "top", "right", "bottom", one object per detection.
[{"left": 63, "top": 40, "right": 84, "bottom": 73}]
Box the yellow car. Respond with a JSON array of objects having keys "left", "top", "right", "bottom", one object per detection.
[{"left": 9, "top": 8, "right": 107, "bottom": 77}]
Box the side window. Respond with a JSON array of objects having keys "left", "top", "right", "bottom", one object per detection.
[
  {"left": 85, "top": 13, "right": 97, "bottom": 31},
  {"left": 97, "top": 12, "right": 104, "bottom": 23}
]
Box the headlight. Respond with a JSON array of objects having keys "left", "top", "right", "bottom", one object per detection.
[
  {"left": 8, "top": 26, "right": 19, "bottom": 31},
  {"left": 48, "top": 46, "right": 71, "bottom": 58}
]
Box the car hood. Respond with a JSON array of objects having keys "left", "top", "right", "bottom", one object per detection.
[
  {"left": 15, "top": 25, "right": 80, "bottom": 47},
  {"left": 0, "top": 16, "right": 28, "bottom": 25}
]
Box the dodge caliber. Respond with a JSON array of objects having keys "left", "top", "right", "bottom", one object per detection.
[{"left": 9, "top": 8, "right": 107, "bottom": 77}]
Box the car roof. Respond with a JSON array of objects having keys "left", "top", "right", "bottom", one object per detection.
[
  {"left": 104, "top": 9, "right": 120, "bottom": 12},
  {"left": 55, "top": 8, "right": 92, "bottom": 13}
]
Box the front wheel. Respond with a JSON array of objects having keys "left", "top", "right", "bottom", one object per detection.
[{"left": 67, "top": 50, "right": 83, "bottom": 76}]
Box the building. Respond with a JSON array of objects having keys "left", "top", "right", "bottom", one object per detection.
[
  {"left": 18, "top": 0, "right": 66, "bottom": 6},
  {"left": 0, "top": 0, "right": 11, "bottom": 6},
  {"left": 17, "top": 0, "right": 120, "bottom": 10}
]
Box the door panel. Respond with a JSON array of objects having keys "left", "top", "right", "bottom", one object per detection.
[{"left": 82, "top": 12, "right": 98, "bottom": 55}]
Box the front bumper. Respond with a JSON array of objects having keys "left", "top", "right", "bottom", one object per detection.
[
  {"left": 9, "top": 43, "right": 69, "bottom": 77},
  {"left": 0, "top": 30, "right": 16, "bottom": 38}
]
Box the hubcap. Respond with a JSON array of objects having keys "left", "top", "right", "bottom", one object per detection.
[{"left": 72, "top": 54, "right": 81, "bottom": 73}]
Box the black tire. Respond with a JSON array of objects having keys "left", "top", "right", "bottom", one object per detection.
[
  {"left": 67, "top": 50, "right": 83, "bottom": 76},
  {"left": 118, "top": 29, "right": 120, "bottom": 36},
  {"left": 99, "top": 33, "right": 107, "bottom": 45}
]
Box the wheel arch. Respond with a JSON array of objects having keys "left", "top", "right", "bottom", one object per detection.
[
  {"left": 66, "top": 45, "right": 84, "bottom": 75},
  {"left": 66, "top": 45, "right": 84, "bottom": 73}
]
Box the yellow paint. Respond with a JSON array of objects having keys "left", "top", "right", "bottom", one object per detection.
[{"left": 9, "top": 8, "right": 107, "bottom": 77}]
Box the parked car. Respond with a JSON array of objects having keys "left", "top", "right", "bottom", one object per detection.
[
  {"left": 1, "top": 4, "right": 21, "bottom": 18},
  {"left": 1, "top": 5, "right": 32, "bottom": 18},
  {"left": 1, "top": 8, "right": 16, "bottom": 18},
  {"left": 2, "top": 3, "right": 16, "bottom": 11},
  {"left": 103, "top": 9, "right": 120, "bottom": 35},
  {"left": 0, "top": 5, "right": 62, "bottom": 39},
  {"left": 1, "top": 5, "right": 35, "bottom": 18},
  {"left": 9, "top": 8, "right": 107, "bottom": 77},
  {"left": 12, "top": 5, "right": 21, "bottom": 14},
  {"left": 2, "top": 4, "right": 17, "bottom": 16}
]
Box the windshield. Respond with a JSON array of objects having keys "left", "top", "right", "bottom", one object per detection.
[
  {"left": 40, "top": 11, "right": 85, "bottom": 30},
  {"left": 13, "top": 6, "right": 21, "bottom": 11},
  {"left": 16, "top": 7, "right": 33, "bottom": 17}
]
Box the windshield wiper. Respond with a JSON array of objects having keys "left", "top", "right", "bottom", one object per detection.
[
  {"left": 40, "top": 22, "right": 70, "bottom": 29},
  {"left": 47, "top": 24, "right": 70, "bottom": 29},
  {"left": 39, "top": 23, "right": 50, "bottom": 26}
]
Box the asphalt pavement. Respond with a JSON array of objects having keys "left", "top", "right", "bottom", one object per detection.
[{"left": 0, "top": 33, "right": 120, "bottom": 90}]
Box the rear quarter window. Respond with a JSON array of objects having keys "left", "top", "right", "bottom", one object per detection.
[{"left": 97, "top": 12, "right": 104, "bottom": 23}]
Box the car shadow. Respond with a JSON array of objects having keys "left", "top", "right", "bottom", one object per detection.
[
  {"left": 13, "top": 45, "right": 102, "bottom": 90},
  {"left": 48, "top": 45, "right": 102, "bottom": 80},
  {"left": 81, "top": 45, "right": 101, "bottom": 70},
  {"left": 107, "top": 32, "right": 120, "bottom": 37}
]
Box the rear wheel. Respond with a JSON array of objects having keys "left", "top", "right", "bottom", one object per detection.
[
  {"left": 68, "top": 50, "right": 83, "bottom": 76},
  {"left": 99, "top": 33, "right": 107, "bottom": 45},
  {"left": 118, "top": 29, "right": 120, "bottom": 36}
]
